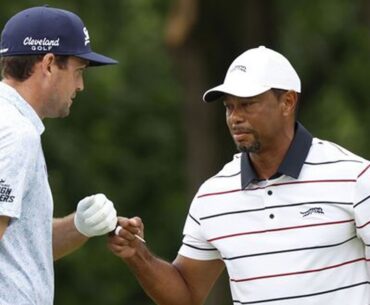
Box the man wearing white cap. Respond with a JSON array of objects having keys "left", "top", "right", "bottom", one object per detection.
[
  {"left": 109, "top": 46, "right": 370, "bottom": 305},
  {"left": 0, "top": 6, "right": 119, "bottom": 305}
]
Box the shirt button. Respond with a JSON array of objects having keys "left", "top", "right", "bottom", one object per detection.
[
  {"left": 269, "top": 214, "right": 275, "bottom": 219},
  {"left": 267, "top": 190, "right": 273, "bottom": 195}
]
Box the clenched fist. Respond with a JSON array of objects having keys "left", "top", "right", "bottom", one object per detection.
[{"left": 74, "top": 193, "right": 117, "bottom": 237}]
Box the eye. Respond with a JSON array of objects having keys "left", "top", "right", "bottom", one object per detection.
[
  {"left": 241, "top": 100, "right": 258, "bottom": 108},
  {"left": 223, "top": 103, "right": 233, "bottom": 111},
  {"left": 76, "top": 68, "right": 85, "bottom": 77}
]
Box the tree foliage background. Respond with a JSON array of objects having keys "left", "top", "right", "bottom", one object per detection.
[{"left": 0, "top": 1, "right": 369, "bottom": 304}]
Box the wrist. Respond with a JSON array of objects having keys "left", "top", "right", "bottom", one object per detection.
[
  {"left": 74, "top": 213, "right": 92, "bottom": 237},
  {"left": 125, "top": 244, "right": 152, "bottom": 270}
]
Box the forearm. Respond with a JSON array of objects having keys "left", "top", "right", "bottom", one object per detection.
[
  {"left": 109, "top": 217, "right": 221, "bottom": 305},
  {"left": 0, "top": 216, "right": 10, "bottom": 240},
  {"left": 124, "top": 248, "right": 194, "bottom": 305},
  {"left": 52, "top": 213, "right": 88, "bottom": 260}
]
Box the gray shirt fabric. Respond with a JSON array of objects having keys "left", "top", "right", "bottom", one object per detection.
[{"left": 0, "top": 82, "right": 54, "bottom": 305}]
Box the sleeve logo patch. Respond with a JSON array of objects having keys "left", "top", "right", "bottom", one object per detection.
[{"left": 0, "top": 179, "right": 15, "bottom": 203}]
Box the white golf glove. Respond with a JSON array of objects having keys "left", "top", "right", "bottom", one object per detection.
[{"left": 74, "top": 193, "right": 117, "bottom": 237}]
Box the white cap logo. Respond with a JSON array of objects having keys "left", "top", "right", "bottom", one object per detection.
[
  {"left": 83, "top": 27, "right": 90, "bottom": 46},
  {"left": 230, "top": 65, "right": 247, "bottom": 73}
]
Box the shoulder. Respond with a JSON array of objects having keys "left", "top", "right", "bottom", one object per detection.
[
  {"left": 196, "top": 153, "right": 242, "bottom": 196},
  {"left": 304, "top": 137, "right": 369, "bottom": 177},
  {"left": 0, "top": 102, "right": 40, "bottom": 151},
  {"left": 308, "top": 138, "right": 366, "bottom": 162}
]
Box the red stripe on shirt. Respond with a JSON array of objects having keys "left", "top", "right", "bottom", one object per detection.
[
  {"left": 358, "top": 164, "right": 370, "bottom": 178},
  {"left": 356, "top": 219, "right": 370, "bottom": 229},
  {"left": 197, "top": 188, "right": 241, "bottom": 198},
  {"left": 230, "top": 257, "right": 368, "bottom": 283},
  {"left": 197, "top": 179, "right": 356, "bottom": 198},
  {"left": 207, "top": 219, "right": 354, "bottom": 242}
]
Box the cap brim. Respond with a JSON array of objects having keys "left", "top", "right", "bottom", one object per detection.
[
  {"left": 202, "top": 83, "right": 271, "bottom": 102},
  {"left": 76, "top": 51, "right": 118, "bottom": 66}
]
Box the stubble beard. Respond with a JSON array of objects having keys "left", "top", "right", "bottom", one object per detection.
[
  {"left": 237, "top": 140, "right": 261, "bottom": 153},
  {"left": 59, "top": 105, "right": 70, "bottom": 118},
  {"left": 235, "top": 131, "right": 261, "bottom": 153},
  {"left": 46, "top": 91, "right": 71, "bottom": 118}
]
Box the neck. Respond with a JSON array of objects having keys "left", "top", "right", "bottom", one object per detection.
[
  {"left": 2, "top": 78, "right": 44, "bottom": 118},
  {"left": 249, "top": 125, "right": 295, "bottom": 180}
]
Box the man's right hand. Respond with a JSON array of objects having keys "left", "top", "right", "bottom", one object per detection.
[
  {"left": 107, "top": 216, "right": 225, "bottom": 305},
  {"left": 108, "top": 216, "right": 145, "bottom": 259}
]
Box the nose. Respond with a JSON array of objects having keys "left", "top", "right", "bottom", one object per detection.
[
  {"left": 228, "top": 107, "right": 244, "bottom": 126},
  {"left": 76, "top": 77, "right": 84, "bottom": 92}
]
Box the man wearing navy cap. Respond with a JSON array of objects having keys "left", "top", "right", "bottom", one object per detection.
[
  {"left": 0, "top": 6, "right": 118, "bottom": 305},
  {"left": 109, "top": 46, "right": 370, "bottom": 305}
]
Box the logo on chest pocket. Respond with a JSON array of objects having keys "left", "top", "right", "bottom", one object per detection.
[{"left": 300, "top": 207, "right": 324, "bottom": 217}]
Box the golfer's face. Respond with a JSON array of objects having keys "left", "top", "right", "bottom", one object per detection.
[
  {"left": 46, "top": 56, "right": 87, "bottom": 118},
  {"left": 224, "top": 90, "right": 286, "bottom": 153}
]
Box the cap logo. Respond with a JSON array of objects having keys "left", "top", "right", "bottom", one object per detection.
[
  {"left": 23, "top": 36, "right": 60, "bottom": 52},
  {"left": 83, "top": 27, "right": 90, "bottom": 46},
  {"left": 230, "top": 65, "right": 246, "bottom": 73},
  {"left": 0, "top": 7, "right": 117, "bottom": 65}
]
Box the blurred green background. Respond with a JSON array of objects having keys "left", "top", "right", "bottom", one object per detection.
[{"left": 0, "top": 0, "right": 369, "bottom": 304}]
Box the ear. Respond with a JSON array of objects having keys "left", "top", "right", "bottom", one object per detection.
[
  {"left": 40, "top": 53, "right": 56, "bottom": 76},
  {"left": 281, "top": 90, "right": 298, "bottom": 117}
]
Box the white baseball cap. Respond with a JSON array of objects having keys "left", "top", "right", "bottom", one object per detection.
[{"left": 203, "top": 46, "right": 300, "bottom": 102}]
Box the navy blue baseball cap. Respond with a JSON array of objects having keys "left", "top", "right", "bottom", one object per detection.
[{"left": 0, "top": 6, "right": 118, "bottom": 66}]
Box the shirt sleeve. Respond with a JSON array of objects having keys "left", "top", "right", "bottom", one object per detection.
[
  {"left": 178, "top": 194, "right": 222, "bottom": 260},
  {"left": 353, "top": 163, "right": 370, "bottom": 259},
  {"left": 0, "top": 124, "right": 37, "bottom": 219}
]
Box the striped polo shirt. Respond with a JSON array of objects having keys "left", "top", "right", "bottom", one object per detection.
[{"left": 179, "top": 123, "right": 370, "bottom": 304}]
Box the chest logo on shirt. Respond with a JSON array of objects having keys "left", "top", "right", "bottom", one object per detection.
[
  {"left": 300, "top": 207, "right": 324, "bottom": 217},
  {"left": 0, "top": 179, "right": 15, "bottom": 203}
]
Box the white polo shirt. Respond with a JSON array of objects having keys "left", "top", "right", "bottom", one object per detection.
[
  {"left": 179, "top": 123, "right": 370, "bottom": 304},
  {"left": 0, "top": 82, "right": 54, "bottom": 305}
]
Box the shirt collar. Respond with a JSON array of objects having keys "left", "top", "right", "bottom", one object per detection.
[
  {"left": 241, "top": 122, "right": 312, "bottom": 189},
  {"left": 0, "top": 82, "right": 45, "bottom": 135}
]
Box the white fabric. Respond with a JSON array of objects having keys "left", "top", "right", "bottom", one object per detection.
[
  {"left": 179, "top": 139, "right": 370, "bottom": 304},
  {"left": 203, "top": 46, "right": 301, "bottom": 102},
  {"left": 0, "top": 82, "right": 54, "bottom": 305}
]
